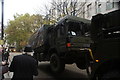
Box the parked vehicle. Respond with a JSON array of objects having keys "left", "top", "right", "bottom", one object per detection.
[
  {"left": 29, "top": 15, "right": 93, "bottom": 73},
  {"left": 9, "top": 47, "right": 16, "bottom": 52},
  {"left": 90, "top": 9, "right": 120, "bottom": 80}
]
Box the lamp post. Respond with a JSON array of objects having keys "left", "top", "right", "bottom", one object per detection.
[
  {"left": 1, "top": 0, "right": 4, "bottom": 40},
  {"left": 0, "top": 0, "right": 4, "bottom": 47}
]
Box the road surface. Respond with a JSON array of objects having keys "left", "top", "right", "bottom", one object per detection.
[{"left": 4, "top": 52, "right": 89, "bottom": 80}]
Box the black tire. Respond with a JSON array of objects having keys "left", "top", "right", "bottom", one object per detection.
[
  {"left": 76, "top": 54, "right": 92, "bottom": 77},
  {"left": 76, "top": 55, "right": 90, "bottom": 70},
  {"left": 76, "top": 61, "right": 86, "bottom": 69},
  {"left": 50, "top": 53, "right": 65, "bottom": 73},
  {"left": 94, "top": 70, "right": 120, "bottom": 80}
]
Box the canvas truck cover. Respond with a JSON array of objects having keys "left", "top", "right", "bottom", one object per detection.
[
  {"left": 57, "top": 15, "right": 91, "bottom": 25},
  {"left": 28, "top": 25, "right": 51, "bottom": 49}
]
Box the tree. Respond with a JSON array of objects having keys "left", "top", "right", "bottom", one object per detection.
[
  {"left": 5, "top": 13, "right": 43, "bottom": 51},
  {"left": 48, "top": 0, "right": 81, "bottom": 20}
]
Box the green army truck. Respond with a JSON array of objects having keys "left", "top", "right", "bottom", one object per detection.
[
  {"left": 29, "top": 15, "right": 93, "bottom": 73},
  {"left": 90, "top": 9, "right": 120, "bottom": 80}
]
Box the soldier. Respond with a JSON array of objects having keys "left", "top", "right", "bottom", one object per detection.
[{"left": 9, "top": 45, "right": 38, "bottom": 80}]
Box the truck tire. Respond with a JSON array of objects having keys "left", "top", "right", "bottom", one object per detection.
[
  {"left": 76, "top": 56, "right": 90, "bottom": 69},
  {"left": 94, "top": 70, "right": 120, "bottom": 80},
  {"left": 50, "top": 53, "right": 65, "bottom": 73},
  {"left": 76, "top": 54, "right": 92, "bottom": 77},
  {"left": 76, "top": 61, "right": 86, "bottom": 69}
]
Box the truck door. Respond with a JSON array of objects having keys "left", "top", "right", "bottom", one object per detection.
[{"left": 55, "top": 23, "right": 67, "bottom": 53}]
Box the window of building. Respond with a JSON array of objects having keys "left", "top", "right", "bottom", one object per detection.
[
  {"left": 87, "top": 3, "right": 92, "bottom": 17},
  {"left": 98, "top": 3, "right": 101, "bottom": 13},
  {"left": 106, "top": 0, "right": 114, "bottom": 10},
  {"left": 82, "top": 7, "right": 85, "bottom": 18},
  {"left": 95, "top": 1, "right": 97, "bottom": 14},
  {"left": 95, "top": 0, "right": 102, "bottom": 14}
]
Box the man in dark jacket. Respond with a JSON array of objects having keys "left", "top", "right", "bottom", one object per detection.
[{"left": 9, "top": 45, "right": 38, "bottom": 80}]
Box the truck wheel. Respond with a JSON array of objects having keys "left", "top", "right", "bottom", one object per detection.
[
  {"left": 50, "top": 53, "right": 65, "bottom": 73},
  {"left": 94, "top": 70, "right": 120, "bottom": 80},
  {"left": 76, "top": 54, "right": 92, "bottom": 77},
  {"left": 76, "top": 61, "right": 86, "bottom": 69}
]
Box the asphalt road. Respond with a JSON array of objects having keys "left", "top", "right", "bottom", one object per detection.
[{"left": 4, "top": 52, "right": 89, "bottom": 80}]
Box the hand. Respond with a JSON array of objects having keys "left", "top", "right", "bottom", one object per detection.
[{"left": 2, "top": 61, "right": 6, "bottom": 65}]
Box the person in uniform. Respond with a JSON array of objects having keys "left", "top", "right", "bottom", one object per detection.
[{"left": 9, "top": 45, "right": 38, "bottom": 80}]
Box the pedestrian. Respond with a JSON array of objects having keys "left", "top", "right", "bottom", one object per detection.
[
  {"left": 0, "top": 47, "right": 9, "bottom": 80},
  {"left": 0, "top": 47, "right": 3, "bottom": 80},
  {"left": 9, "top": 45, "right": 38, "bottom": 80},
  {"left": 2, "top": 47, "right": 11, "bottom": 63},
  {"left": 0, "top": 61, "right": 8, "bottom": 80}
]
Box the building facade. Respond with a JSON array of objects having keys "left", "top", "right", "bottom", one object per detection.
[
  {"left": 78, "top": 0, "right": 120, "bottom": 20},
  {"left": 49, "top": 0, "right": 120, "bottom": 20}
]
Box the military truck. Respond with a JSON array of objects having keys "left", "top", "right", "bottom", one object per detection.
[
  {"left": 29, "top": 15, "right": 93, "bottom": 73},
  {"left": 90, "top": 9, "right": 120, "bottom": 80}
]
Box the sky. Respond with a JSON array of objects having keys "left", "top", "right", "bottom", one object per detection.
[
  {"left": 1, "top": 0, "right": 119, "bottom": 25},
  {"left": 0, "top": 0, "right": 52, "bottom": 25}
]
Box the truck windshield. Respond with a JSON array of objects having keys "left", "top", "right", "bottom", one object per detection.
[{"left": 67, "top": 21, "right": 89, "bottom": 36}]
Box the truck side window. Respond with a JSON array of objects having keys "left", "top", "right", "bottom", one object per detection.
[
  {"left": 68, "top": 31, "right": 77, "bottom": 36},
  {"left": 71, "top": 31, "right": 76, "bottom": 36}
]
